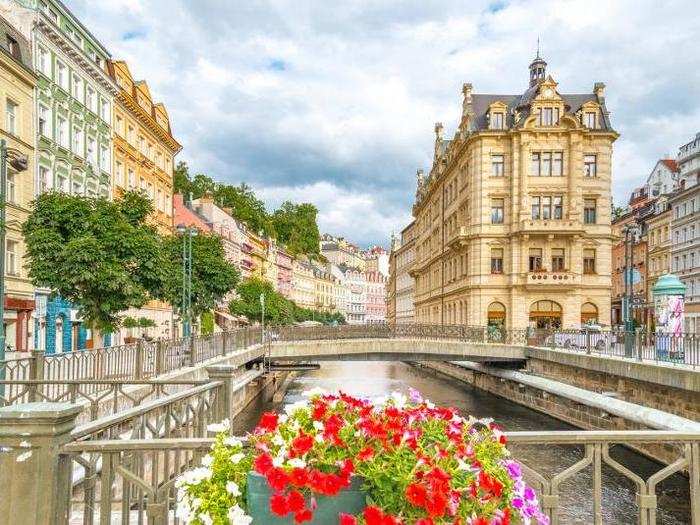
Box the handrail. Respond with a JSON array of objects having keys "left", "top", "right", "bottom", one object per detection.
[{"left": 70, "top": 380, "right": 224, "bottom": 440}]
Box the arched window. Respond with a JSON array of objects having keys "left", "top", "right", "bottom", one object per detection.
[
  {"left": 581, "top": 302, "right": 598, "bottom": 325},
  {"left": 487, "top": 302, "right": 506, "bottom": 328},
  {"left": 529, "top": 300, "right": 563, "bottom": 329}
]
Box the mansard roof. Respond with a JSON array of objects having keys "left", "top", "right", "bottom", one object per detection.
[{"left": 0, "top": 15, "right": 32, "bottom": 71}]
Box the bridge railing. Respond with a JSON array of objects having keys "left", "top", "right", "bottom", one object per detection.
[{"left": 2, "top": 426, "right": 693, "bottom": 525}]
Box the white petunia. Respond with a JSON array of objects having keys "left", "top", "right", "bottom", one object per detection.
[
  {"left": 176, "top": 467, "right": 212, "bottom": 487},
  {"left": 315, "top": 434, "right": 325, "bottom": 443},
  {"left": 199, "top": 512, "right": 213, "bottom": 525},
  {"left": 230, "top": 452, "right": 245, "bottom": 464},
  {"left": 226, "top": 481, "right": 241, "bottom": 497},
  {"left": 272, "top": 433, "right": 285, "bottom": 446},
  {"left": 288, "top": 457, "right": 306, "bottom": 468},
  {"left": 273, "top": 455, "right": 284, "bottom": 467},
  {"left": 224, "top": 436, "right": 243, "bottom": 448},
  {"left": 391, "top": 391, "right": 407, "bottom": 409},
  {"left": 312, "top": 421, "right": 324, "bottom": 432},
  {"left": 372, "top": 395, "right": 388, "bottom": 408},
  {"left": 278, "top": 414, "right": 289, "bottom": 424},
  {"left": 284, "top": 400, "right": 309, "bottom": 416},
  {"left": 228, "top": 504, "right": 253, "bottom": 525},
  {"left": 201, "top": 454, "right": 214, "bottom": 467},
  {"left": 207, "top": 419, "right": 230, "bottom": 433}
]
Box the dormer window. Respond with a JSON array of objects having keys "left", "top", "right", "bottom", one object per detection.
[
  {"left": 585, "top": 111, "right": 597, "bottom": 128},
  {"left": 538, "top": 107, "right": 559, "bottom": 126},
  {"left": 490, "top": 112, "right": 504, "bottom": 130}
]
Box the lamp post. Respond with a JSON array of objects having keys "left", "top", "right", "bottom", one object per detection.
[
  {"left": 0, "top": 140, "right": 29, "bottom": 394},
  {"left": 622, "top": 223, "right": 640, "bottom": 356},
  {"left": 176, "top": 224, "right": 197, "bottom": 337}
]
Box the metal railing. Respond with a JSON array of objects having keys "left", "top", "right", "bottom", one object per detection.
[{"left": 53, "top": 430, "right": 700, "bottom": 525}]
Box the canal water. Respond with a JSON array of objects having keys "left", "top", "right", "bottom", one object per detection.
[{"left": 232, "top": 361, "right": 691, "bottom": 524}]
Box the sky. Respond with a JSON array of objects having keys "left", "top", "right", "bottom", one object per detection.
[{"left": 66, "top": 0, "right": 700, "bottom": 247}]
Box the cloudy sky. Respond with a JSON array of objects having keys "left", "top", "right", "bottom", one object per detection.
[{"left": 67, "top": 0, "right": 700, "bottom": 247}]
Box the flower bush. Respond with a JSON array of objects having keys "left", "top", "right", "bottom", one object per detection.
[{"left": 176, "top": 389, "right": 548, "bottom": 525}]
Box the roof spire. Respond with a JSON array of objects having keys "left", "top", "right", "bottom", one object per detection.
[{"left": 536, "top": 36, "right": 540, "bottom": 59}]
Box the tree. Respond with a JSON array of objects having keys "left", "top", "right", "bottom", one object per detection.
[
  {"left": 159, "top": 233, "right": 239, "bottom": 320},
  {"left": 215, "top": 183, "right": 274, "bottom": 237},
  {"left": 22, "top": 191, "right": 166, "bottom": 334},
  {"left": 271, "top": 202, "right": 321, "bottom": 256},
  {"left": 229, "top": 277, "right": 293, "bottom": 324}
]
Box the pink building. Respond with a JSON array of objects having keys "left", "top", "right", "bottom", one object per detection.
[
  {"left": 276, "top": 248, "right": 294, "bottom": 298},
  {"left": 364, "top": 271, "right": 387, "bottom": 324}
]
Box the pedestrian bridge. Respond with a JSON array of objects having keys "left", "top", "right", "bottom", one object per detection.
[{"left": 268, "top": 338, "right": 526, "bottom": 362}]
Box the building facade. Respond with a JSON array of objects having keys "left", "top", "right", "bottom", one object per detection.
[
  {"left": 394, "top": 222, "right": 416, "bottom": 324},
  {"left": 364, "top": 271, "right": 387, "bottom": 324},
  {"left": 13, "top": 0, "right": 117, "bottom": 352},
  {"left": 291, "top": 259, "right": 315, "bottom": 310},
  {"left": 411, "top": 54, "right": 616, "bottom": 330},
  {"left": 645, "top": 197, "right": 671, "bottom": 318},
  {"left": 320, "top": 234, "right": 366, "bottom": 270},
  {"left": 0, "top": 14, "right": 35, "bottom": 352},
  {"left": 344, "top": 268, "right": 366, "bottom": 324}
]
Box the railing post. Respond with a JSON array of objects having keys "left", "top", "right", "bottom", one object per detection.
[
  {"left": 27, "top": 349, "right": 45, "bottom": 402},
  {"left": 221, "top": 331, "right": 228, "bottom": 357},
  {"left": 205, "top": 365, "right": 241, "bottom": 429},
  {"left": 585, "top": 329, "right": 592, "bottom": 355},
  {"left": 134, "top": 340, "right": 144, "bottom": 380},
  {"left": 0, "top": 402, "right": 81, "bottom": 525},
  {"left": 155, "top": 339, "right": 166, "bottom": 376},
  {"left": 635, "top": 328, "right": 643, "bottom": 361},
  {"left": 189, "top": 336, "right": 196, "bottom": 366}
]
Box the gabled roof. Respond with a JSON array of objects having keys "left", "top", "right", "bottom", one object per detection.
[{"left": 660, "top": 159, "right": 678, "bottom": 172}]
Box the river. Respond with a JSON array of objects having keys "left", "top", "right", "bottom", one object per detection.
[{"left": 232, "top": 361, "right": 691, "bottom": 524}]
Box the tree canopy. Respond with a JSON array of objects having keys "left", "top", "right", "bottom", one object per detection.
[
  {"left": 271, "top": 201, "right": 321, "bottom": 257},
  {"left": 229, "top": 277, "right": 345, "bottom": 326},
  {"left": 158, "top": 232, "right": 240, "bottom": 318},
  {"left": 22, "top": 191, "right": 165, "bottom": 332}
]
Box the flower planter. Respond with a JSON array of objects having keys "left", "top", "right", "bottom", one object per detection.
[{"left": 246, "top": 472, "right": 366, "bottom": 524}]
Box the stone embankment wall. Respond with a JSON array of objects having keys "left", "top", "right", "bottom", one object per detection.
[{"left": 417, "top": 360, "right": 700, "bottom": 465}]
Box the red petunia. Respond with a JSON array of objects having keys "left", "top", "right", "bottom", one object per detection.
[
  {"left": 286, "top": 490, "right": 306, "bottom": 513},
  {"left": 339, "top": 513, "right": 358, "bottom": 525},
  {"left": 257, "top": 411, "right": 279, "bottom": 433},
  {"left": 415, "top": 519, "right": 435, "bottom": 525},
  {"left": 266, "top": 466, "right": 290, "bottom": 492},
  {"left": 253, "top": 453, "right": 274, "bottom": 475},
  {"left": 270, "top": 493, "right": 290, "bottom": 516},
  {"left": 294, "top": 509, "right": 313, "bottom": 524},
  {"left": 312, "top": 401, "right": 327, "bottom": 420},
  {"left": 405, "top": 482, "right": 427, "bottom": 507},
  {"left": 289, "top": 467, "right": 309, "bottom": 487},
  {"left": 291, "top": 433, "right": 314, "bottom": 457},
  {"left": 358, "top": 446, "right": 375, "bottom": 461}
]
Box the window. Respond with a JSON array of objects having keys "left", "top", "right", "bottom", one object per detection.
[
  {"left": 86, "top": 87, "right": 96, "bottom": 112},
  {"left": 72, "top": 180, "right": 83, "bottom": 195},
  {"left": 6, "top": 172, "right": 15, "bottom": 204},
  {"left": 100, "top": 98, "right": 110, "bottom": 123},
  {"left": 87, "top": 136, "right": 96, "bottom": 164},
  {"left": 491, "top": 112, "right": 504, "bottom": 130},
  {"left": 127, "top": 125, "right": 135, "bottom": 145},
  {"left": 116, "top": 161, "right": 124, "bottom": 186},
  {"left": 38, "top": 104, "right": 50, "bottom": 137},
  {"left": 115, "top": 115, "right": 124, "bottom": 136},
  {"left": 99, "top": 145, "right": 109, "bottom": 171},
  {"left": 6, "top": 240, "right": 18, "bottom": 276},
  {"left": 539, "top": 107, "right": 559, "bottom": 126},
  {"left": 529, "top": 248, "right": 543, "bottom": 271},
  {"left": 5, "top": 99, "right": 17, "bottom": 135},
  {"left": 56, "top": 60, "right": 67, "bottom": 90},
  {"left": 490, "top": 248, "right": 503, "bottom": 274},
  {"left": 584, "top": 155, "right": 597, "bottom": 177},
  {"left": 491, "top": 198, "right": 504, "bottom": 224},
  {"left": 39, "top": 166, "right": 52, "bottom": 192},
  {"left": 72, "top": 74, "right": 83, "bottom": 102},
  {"left": 491, "top": 154, "right": 504, "bottom": 177},
  {"left": 56, "top": 173, "right": 68, "bottom": 192},
  {"left": 551, "top": 248, "right": 565, "bottom": 271},
  {"left": 72, "top": 126, "right": 82, "bottom": 154},
  {"left": 531, "top": 151, "right": 564, "bottom": 177},
  {"left": 531, "top": 195, "right": 562, "bottom": 220},
  {"left": 583, "top": 249, "right": 596, "bottom": 274},
  {"left": 128, "top": 168, "right": 135, "bottom": 188},
  {"left": 38, "top": 46, "right": 51, "bottom": 76},
  {"left": 57, "top": 115, "right": 68, "bottom": 147},
  {"left": 584, "top": 199, "right": 597, "bottom": 224},
  {"left": 585, "top": 112, "right": 597, "bottom": 128}
]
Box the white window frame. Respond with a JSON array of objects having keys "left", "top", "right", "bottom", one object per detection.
[
  {"left": 38, "top": 103, "right": 51, "bottom": 138},
  {"left": 56, "top": 60, "right": 68, "bottom": 90},
  {"left": 5, "top": 98, "right": 18, "bottom": 135},
  {"left": 38, "top": 45, "right": 51, "bottom": 76}
]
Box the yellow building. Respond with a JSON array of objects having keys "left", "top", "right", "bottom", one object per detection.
[
  {"left": 244, "top": 230, "right": 268, "bottom": 280},
  {"left": 411, "top": 54, "right": 617, "bottom": 330},
  {"left": 0, "top": 17, "right": 35, "bottom": 352},
  {"left": 108, "top": 60, "right": 181, "bottom": 340},
  {"left": 292, "top": 259, "right": 315, "bottom": 310}
]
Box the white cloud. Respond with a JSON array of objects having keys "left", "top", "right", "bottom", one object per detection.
[{"left": 66, "top": 0, "right": 700, "bottom": 245}]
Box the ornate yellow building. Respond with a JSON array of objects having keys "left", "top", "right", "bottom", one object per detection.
[
  {"left": 108, "top": 60, "right": 181, "bottom": 339},
  {"left": 411, "top": 54, "right": 617, "bottom": 330},
  {"left": 108, "top": 60, "right": 180, "bottom": 232},
  {"left": 0, "top": 16, "right": 35, "bottom": 351}
]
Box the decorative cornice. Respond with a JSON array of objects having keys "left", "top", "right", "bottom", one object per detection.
[{"left": 117, "top": 91, "right": 182, "bottom": 154}]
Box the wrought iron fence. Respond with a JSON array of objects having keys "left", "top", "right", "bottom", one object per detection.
[{"left": 53, "top": 430, "right": 700, "bottom": 525}]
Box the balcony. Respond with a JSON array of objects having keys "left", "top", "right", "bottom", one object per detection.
[
  {"left": 524, "top": 270, "right": 580, "bottom": 290},
  {"left": 518, "top": 219, "right": 584, "bottom": 235},
  {"left": 446, "top": 226, "right": 469, "bottom": 249}
]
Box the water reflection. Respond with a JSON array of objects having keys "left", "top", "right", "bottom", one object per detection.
[{"left": 233, "top": 361, "right": 690, "bottom": 524}]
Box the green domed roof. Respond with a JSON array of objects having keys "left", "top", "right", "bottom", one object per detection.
[{"left": 652, "top": 274, "right": 686, "bottom": 296}]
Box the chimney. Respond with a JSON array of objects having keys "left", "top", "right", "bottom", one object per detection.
[{"left": 462, "top": 83, "right": 473, "bottom": 108}]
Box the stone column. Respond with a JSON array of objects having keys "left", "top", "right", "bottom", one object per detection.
[
  {"left": 0, "top": 402, "right": 81, "bottom": 525},
  {"left": 206, "top": 365, "right": 244, "bottom": 430}
]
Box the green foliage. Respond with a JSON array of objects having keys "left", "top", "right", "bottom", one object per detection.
[
  {"left": 271, "top": 202, "right": 321, "bottom": 257},
  {"left": 159, "top": 233, "right": 239, "bottom": 318},
  {"left": 215, "top": 183, "right": 274, "bottom": 237},
  {"left": 138, "top": 317, "right": 156, "bottom": 328},
  {"left": 201, "top": 311, "right": 215, "bottom": 335},
  {"left": 22, "top": 191, "right": 166, "bottom": 332},
  {"left": 123, "top": 316, "right": 139, "bottom": 329},
  {"left": 229, "top": 277, "right": 345, "bottom": 326}
]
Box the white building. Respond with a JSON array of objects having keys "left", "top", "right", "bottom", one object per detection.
[{"left": 645, "top": 159, "right": 678, "bottom": 198}]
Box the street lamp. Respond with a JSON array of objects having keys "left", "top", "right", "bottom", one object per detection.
[
  {"left": 0, "top": 140, "right": 29, "bottom": 393},
  {"left": 622, "top": 222, "right": 640, "bottom": 356},
  {"left": 176, "top": 224, "right": 197, "bottom": 337}
]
